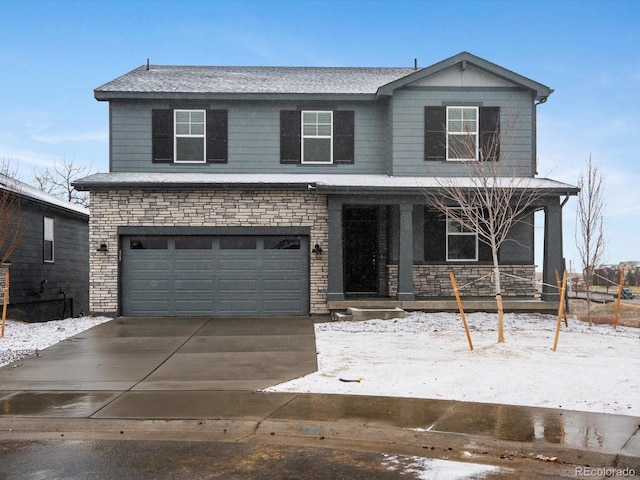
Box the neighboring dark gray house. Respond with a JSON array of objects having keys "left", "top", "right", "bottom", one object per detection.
[
  {"left": 0, "top": 174, "right": 89, "bottom": 322},
  {"left": 75, "top": 52, "right": 578, "bottom": 318}
]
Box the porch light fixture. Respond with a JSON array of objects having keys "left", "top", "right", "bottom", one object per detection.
[
  {"left": 96, "top": 243, "right": 108, "bottom": 252},
  {"left": 312, "top": 243, "right": 323, "bottom": 255}
]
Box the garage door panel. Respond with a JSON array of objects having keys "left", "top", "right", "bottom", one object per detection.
[
  {"left": 174, "top": 300, "right": 215, "bottom": 314},
  {"left": 263, "top": 280, "right": 303, "bottom": 292},
  {"left": 174, "top": 279, "right": 214, "bottom": 291},
  {"left": 122, "top": 234, "right": 309, "bottom": 316},
  {"left": 217, "top": 300, "right": 260, "bottom": 315},
  {"left": 218, "top": 259, "right": 258, "bottom": 273},
  {"left": 219, "top": 278, "right": 259, "bottom": 291},
  {"left": 262, "top": 258, "right": 304, "bottom": 271}
]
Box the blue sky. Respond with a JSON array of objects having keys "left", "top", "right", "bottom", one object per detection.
[{"left": 1, "top": 0, "right": 639, "bottom": 269}]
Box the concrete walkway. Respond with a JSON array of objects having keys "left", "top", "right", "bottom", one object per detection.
[{"left": 0, "top": 316, "right": 638, "bottom": 471}]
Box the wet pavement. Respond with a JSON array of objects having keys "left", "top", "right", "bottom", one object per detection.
[
  {"left": 0, "top": 316, "right": 638, "bottom": 475},
  {"left": 0, "top": 438, "right": 591, "bottom": 479}
]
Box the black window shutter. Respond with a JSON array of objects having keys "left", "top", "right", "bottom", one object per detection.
[
  {"left": 480, "top": 107, "right": 500, "bottom": 161},
  {"left": 280, "top": 110, "right": 301, "bottom": 164},
  {"left": 333, "top": 110, "right": 354, "bottom": 164},
  {"left": 424, "top": 209, "right": 446, "bottom": 261},
  {"left": 206, "top": 110, "right": 228, "bottom": 163},
  {"left": 424, "top": 106, "right": 446, "bottom": 161},
  {"left": 152, "top": 109, "right": 173, "bottom": 163},
  {"left": 478, "top": 238, "right": 493, "bottom": 262}
]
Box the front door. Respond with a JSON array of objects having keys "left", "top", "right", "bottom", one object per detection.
[{"left": 343, "top": 207, "right": 378, "bottom": 295}]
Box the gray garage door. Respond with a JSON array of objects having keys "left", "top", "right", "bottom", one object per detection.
[{"left": 121, "top": 235, "right": 309, "bottom": 316}]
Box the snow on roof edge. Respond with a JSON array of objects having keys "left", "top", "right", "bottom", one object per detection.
[
  {"left": 0, "top": 174, "right": 89, "bottom": 216},
  {"left": 74, "top": 172, "right": 578, "bottom": 192}
]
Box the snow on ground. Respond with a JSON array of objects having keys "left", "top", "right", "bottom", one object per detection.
[
  {"left": 266, "top": 311, "right": 640, "bottom": 417},
  {"left": 1, "top": 312, "right": 638, "bottom": 418},
  {"left": 0, "top": 316, "right": 111, "bottom": 367}
]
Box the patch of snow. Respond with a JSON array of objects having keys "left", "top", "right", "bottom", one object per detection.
[
  {"left": 0, "top": 316, "right": 111, "bottom": 367},
  {"left": 266, "top": 312, "right": 640, "bottom": 416},
  {"left": 383, "top": 454, "right": 508, "bottom": 480}
]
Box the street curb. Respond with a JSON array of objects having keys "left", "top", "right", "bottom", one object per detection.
[{"left": 0, "top": 416, "right": 637, "bottom": 471}]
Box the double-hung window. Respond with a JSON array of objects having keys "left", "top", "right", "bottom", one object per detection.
[
  {"left": 302, "top": 111, "right": 333, "bottom": 164},
  {"left": 447, "top": 106, "right": 478, "bottom": 161},
  {"left": 425, "top": 106, "right": 499, "bottom": 162},
  {"left": 446, "top": 212, "right": 478, "bottom": 261},
  {"left": 43, "top": 217, "right": 54, "bottom": 263},
  {"left": 174, "top": 109, "right": 206, "bottom": 163}
]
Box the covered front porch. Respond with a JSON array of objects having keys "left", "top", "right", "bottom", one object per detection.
[{"left": 323, "top": 189, "right": 570, "bottom": 311}]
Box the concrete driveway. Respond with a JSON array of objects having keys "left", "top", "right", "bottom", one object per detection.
[{"left": 0, "top": 316, "right": 318, "bottom": 391}]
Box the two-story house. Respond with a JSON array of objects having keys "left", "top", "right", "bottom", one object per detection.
[{"left": 75, "top": 52, "right": 577, "bottom": 318}]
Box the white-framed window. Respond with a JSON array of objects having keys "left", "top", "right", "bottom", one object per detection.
[
  {"left": 446, "top": 212, "right": 478, "bottom": 261},
  {"left": 302, "top": 111, "right": 333, "bottom": 164},
  {"left": 174, "top": 109, "right": 206, "bottom": 163},
  {"left": 43, "top": 217, "right": 54, "bottom": 263},
  {"left": 447, "top": 106, "right": 478, "bottom": 161}
]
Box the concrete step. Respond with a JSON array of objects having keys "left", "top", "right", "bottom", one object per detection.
[
  {"left": 333, "top": 312, "right": 353, "bottom": 322},
  {"left": 346, "top": 307, "right": 405, "bottom": 321}
]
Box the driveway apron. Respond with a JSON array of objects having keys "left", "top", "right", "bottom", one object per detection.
[{"left": 0, "top": 316, "right": 318, "bottom": 391}]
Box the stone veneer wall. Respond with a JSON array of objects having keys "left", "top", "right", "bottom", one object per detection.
[
  {"left": 0, "top": 264, "right": 8, "bottom": 302},
  {"left": 89, "top": 189, "right": 329, "bottom": 315},
  {"left": 387, "top": 264, "right": 537, "bottom": 297}
]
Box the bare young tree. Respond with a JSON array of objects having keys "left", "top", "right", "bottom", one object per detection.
[
  {"left": 33, "top": 158, "right": 91, "bottom": 207},
  {"left": 575, "top": 155, "right": 606, "bottom": 326},
  {"left": 0, "top": 158, "right": 22, "bottom": 267},
  {"left": 425, "top": 115, "right": 543, "bottom": 343}
]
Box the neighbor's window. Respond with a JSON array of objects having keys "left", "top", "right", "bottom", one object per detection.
[
  {"left": 175, "top": 109, "right": 206, "bottom": 163},
  {"left": 302, "top": 111, "right": 333, "bottom": 164},
  {"left": 447, "top": 106, "right": 478, "bottom": 161},
  {"left": 43, "top": 217, "right": 54, "bottom": 263},
  {"left": 446, "top": 212, "right": 478, "bottom": 261}
]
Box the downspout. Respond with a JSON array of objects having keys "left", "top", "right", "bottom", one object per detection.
[{"left": 533, "top": 95, "right": 549, "bottom": 176}]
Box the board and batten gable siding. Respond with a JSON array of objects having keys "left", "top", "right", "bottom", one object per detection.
[
  {"left": 389, "top": 87, "right": 536, "bottom": 177},
  {"left": 109, "top": 101, "right": 390, "bottom": 174}
]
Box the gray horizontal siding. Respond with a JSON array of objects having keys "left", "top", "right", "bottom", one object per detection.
[
  {"left": 109, "top": 101, "right": 389, "bottom": 174},
  {"left": 390, "top": 88, "right": 535, "bottom": 176},
  {"left": 108, "top": 87, "right": 538, "bottom": 178}
]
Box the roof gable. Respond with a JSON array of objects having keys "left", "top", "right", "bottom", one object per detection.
[{"left": 377, "top": 52, "right": 552, "bottom": 101}]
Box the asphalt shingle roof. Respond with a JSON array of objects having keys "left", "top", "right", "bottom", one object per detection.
[{"left": 95, "top": 65, "right": 417, "bottom": 95}]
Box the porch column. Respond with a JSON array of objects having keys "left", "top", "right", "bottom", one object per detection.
[
  {"left": 542, "top": 197, "right": 563, "bottom": 302},
  {"left": 327, "top": 197, "right": 345, "bottom": 301},
  {"left": 397, "top": 202, "right": 415, "bottom": 301}
]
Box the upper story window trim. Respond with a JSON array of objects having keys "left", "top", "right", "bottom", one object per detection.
[
  {"left": 174, "top": 109, "right": 207, "bottom": 163},
  {"left": 446, "top": 106, "right": 478, "bottom": 162},
  {"left": 301, "top": 110, "right": 333, "bottom": 164}
]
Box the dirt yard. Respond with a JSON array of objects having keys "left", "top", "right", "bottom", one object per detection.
[{"left": 567, "top": 298, "right": 640, "bottom": 328}]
